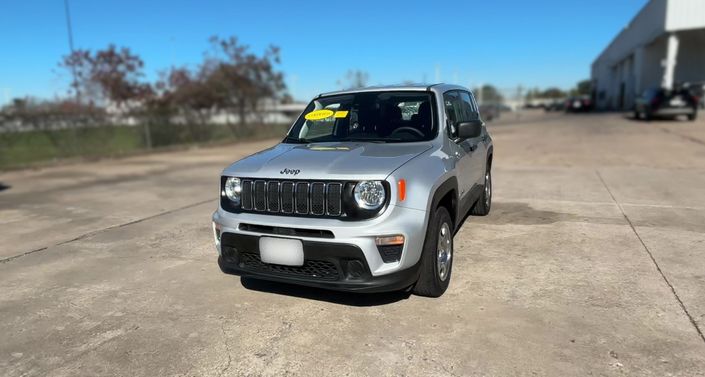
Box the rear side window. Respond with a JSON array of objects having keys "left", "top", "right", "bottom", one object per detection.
[
  {"left": 469, "top": 92, "right": 480, "bottom": 111},
  {"left": 459, "top": 92, "right": 479, "bottom": 121},
  {"left": 443, "top": 91, "right": 462, "bottom": 125}
]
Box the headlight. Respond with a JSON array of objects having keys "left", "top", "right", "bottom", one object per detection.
[
  {"left": 224, "top": 177, "right": 241, "bottom": 205},
  {"left": 353, "top": 181, "right": 386, "bottom": 210}
]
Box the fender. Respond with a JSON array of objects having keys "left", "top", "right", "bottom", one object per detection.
[
  {"left": 429, "top": 176, "right": 460, "bottom": 230},
  {"left": 485, "top": 144, "right": 494, "bottom": 173}
]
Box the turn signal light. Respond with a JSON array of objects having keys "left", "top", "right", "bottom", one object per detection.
[
  {"left": 375, "top": 235, "right": 405, "bottom": 246},
  {"left": 398, "top": 179, "right": 406, "bottom": 202}
]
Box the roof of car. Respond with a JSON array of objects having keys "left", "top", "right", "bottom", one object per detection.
[{"left": 316, "top": 83, "right": 469, "bottom": 98}]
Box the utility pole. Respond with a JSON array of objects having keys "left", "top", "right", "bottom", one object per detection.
[{"left": 64, "top": 0, "right": 80, "bottom": 103}]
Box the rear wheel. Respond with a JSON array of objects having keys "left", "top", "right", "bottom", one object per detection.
[
  {"left": 688, "top": 109, "right": 697, "bottom": 121},
  {"left": 413, "top": 207, "right": 453, "bottom": 297}
]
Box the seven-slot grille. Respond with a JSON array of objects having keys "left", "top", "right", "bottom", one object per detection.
[{"left": 240, "top": 179, "right": 343, "bottom": 217}]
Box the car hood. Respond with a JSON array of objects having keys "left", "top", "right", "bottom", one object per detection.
[{"left": 222, "top": 142, "right": 433, "bottom": 180}]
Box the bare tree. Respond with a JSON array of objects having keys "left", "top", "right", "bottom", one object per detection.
[
  {"left": 338, "top": 70, "right": 369, "bottom": 89},
  {"left": 572, "top": 80, "right": 592, "bottom": 96},
  {"left": 473, "top": 85, "right": 504, "bottom": 104},
  {"left": 154, "top": 67, "right": 219, "bottom": 141},
  {"left": 541, "top": 87, "right": 567, "bottom": 99},
  {"left": 60, "top": 45, "right": 152, "bottom": 110},
  {"left": 202, "top": 36, "right": 287, "bottom": 130}
]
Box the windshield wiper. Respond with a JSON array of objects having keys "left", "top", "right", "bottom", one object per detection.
[
  {"left": 284, "top": 136, "right": 410, "bottom": 144},
  {"left": 343, "top": 139, "right": 387, "bottom": 143},
  {"left": 282, "top": 136, "right": 308, "bottom": 144},
  {"left": 338, "top": 137, "right": 405, "bottom": 143}
]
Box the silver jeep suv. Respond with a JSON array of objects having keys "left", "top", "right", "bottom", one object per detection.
[{"left": 212, "top": 84, "right": 493, "bottom": 297}]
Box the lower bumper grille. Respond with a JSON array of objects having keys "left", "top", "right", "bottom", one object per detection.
[
  {"left": 377, "top": 244, "right": 403, "bottom": 263},
  {"left": 239, "top": 252, "right": 340, "bottom": 281}
]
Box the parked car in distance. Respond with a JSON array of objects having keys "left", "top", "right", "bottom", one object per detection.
[
  {"left": 544, "top": 99, "right": 565, "bottom": 112},
  {"left": 213, "top": 84, "right": 493, "bottom": 297},
  {"left": 634, "top": 88, "right": 698, "bottom": 121},
  {"left": 565, "top": 96, "right": 593, "bottom": 113},
  {"left": 497, "top": 104, "right": 512, "bottom": 112},
  {"left": 524, "top": 102, "right": 547, "bottom": 110},
  {"left": 479, "top": 103, "right": 500, "bottom": 121}
]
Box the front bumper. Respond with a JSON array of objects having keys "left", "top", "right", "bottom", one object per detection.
[
  {"left": 218, "top": 233, "right": 420, "bottom": 292},
  {"left": 212, "top": 203, "right": 429, "bottom": 292}
]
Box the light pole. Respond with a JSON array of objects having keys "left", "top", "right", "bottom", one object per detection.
[{"left": 64, "top": 0, "right": 80, "bottom": 103}]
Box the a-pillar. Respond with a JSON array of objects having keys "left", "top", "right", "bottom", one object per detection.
[{"left": 662, "top": 33, "right": 679, "bottom": 90}]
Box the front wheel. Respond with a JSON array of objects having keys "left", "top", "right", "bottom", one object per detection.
[{"left": 413, "top": 207, "right": 453, "bottom": 297}]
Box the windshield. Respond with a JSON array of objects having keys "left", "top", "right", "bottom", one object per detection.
[{"left": 285, "top": 91, "right": 436, "bottom": 143}]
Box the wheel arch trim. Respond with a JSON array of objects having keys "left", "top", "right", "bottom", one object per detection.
[{"left": 429, "top": 176, "right": 459, "bottom": 228}]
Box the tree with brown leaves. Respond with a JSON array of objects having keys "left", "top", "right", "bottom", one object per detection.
[
  {"left": 202, "top": 36, "right": 287, "bottom": 129},
  {"left": 60, "top": 45, "right": 152, "bottom": 111}
]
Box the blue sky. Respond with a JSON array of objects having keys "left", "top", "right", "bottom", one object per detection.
[{"left": 0, "top": 0, "right": 647, "bottom": 103}]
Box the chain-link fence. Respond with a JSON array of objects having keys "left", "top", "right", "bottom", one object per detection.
[{"left": 0, "top": 105, "right": 294, "bottom": 170}]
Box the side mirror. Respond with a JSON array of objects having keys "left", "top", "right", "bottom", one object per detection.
[{"left": 457, "top": 119, "right": 484, "bottom": 139}]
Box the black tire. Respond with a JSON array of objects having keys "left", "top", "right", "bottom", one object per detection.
[
  {"left": 688, "top": 110, "right": 697, "bottom": 121},
  {"left": 413, "top": 206, "right": 453, "bottom": 297},
  {"left": 634, "top": 110, "right": 640, "bottom": 120},
  {"left": 471, "top": 163, "right": 492, "bottom": 216}
]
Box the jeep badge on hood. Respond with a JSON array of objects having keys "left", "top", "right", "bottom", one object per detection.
[{"left": 280, "top": 168, "right": 300, "bottom": 175}]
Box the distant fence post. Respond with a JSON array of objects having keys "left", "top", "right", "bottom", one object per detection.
[{"left": 143, "top": 122, "right": 152, "bottom": 149}]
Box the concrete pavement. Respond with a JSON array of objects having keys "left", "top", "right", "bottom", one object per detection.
[{"left": 1, "top": 112, "right": 704, "bottom": 376}]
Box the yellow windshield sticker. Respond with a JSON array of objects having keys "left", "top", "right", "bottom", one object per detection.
[
  {"left": 334, "top": 110, "right": 349, "bottom": 118},
  {"left": 304, "top": 109, "right": 334, "bottom": 120}
]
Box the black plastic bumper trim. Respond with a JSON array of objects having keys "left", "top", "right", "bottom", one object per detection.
[{"left": 218, "top": 233, "right": 420, "bottom": 293}]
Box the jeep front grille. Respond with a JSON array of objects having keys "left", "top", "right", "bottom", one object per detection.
[{"left": 240, "top": 179, "right": 344, "bottom": 217}]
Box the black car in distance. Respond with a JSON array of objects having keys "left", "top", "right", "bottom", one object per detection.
[{"left": 634, "top": 88, "right": 699, "bottom": 121}]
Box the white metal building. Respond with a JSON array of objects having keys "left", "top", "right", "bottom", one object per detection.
[{"left": 591, "top": 0, "right": 705, "bottom": 110}]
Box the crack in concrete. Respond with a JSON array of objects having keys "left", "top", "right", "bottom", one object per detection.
[
  {"left": 493, "top": 196, "right": 705, "bottom": 211},
  {"left": 219, "top": 321, "right": 233, "bottom": 376},
  {"left": 656, "top": 125, "right": 705, "bottom": 147},
  {"left": 0, "top": 246, "right": 48, "bottom": 265},
  {"left": 0, "top": 198, "right": 214, "bottom": 265},
  {"left": 596, "top": 170, "right": 705, "bottom": 344}
]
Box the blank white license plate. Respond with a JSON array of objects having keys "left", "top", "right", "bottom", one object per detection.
[
  {"left": 259, "top": 237, "right": 304, "bottom": 266},
  {"left": 670, "top": 98, "right": 685, "bottom": 106}
]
